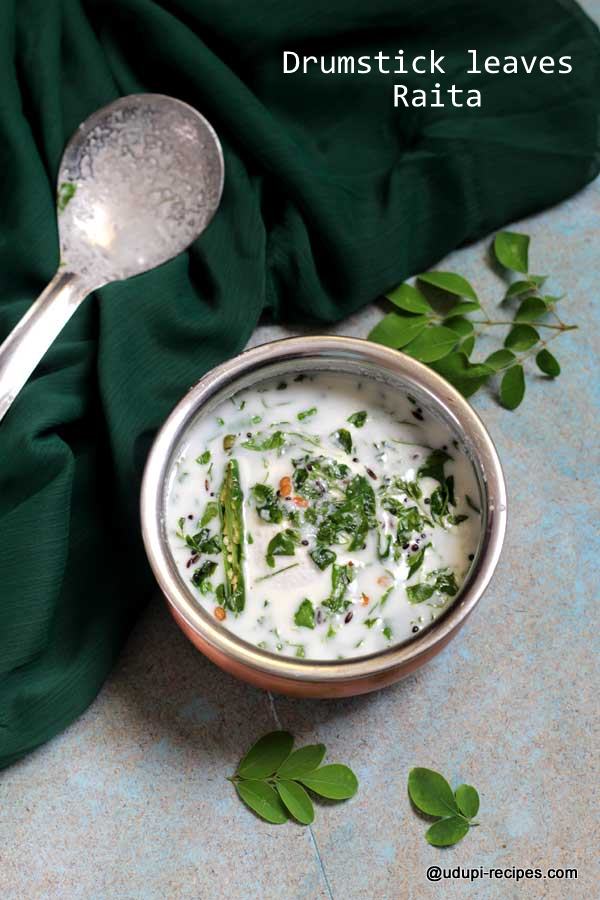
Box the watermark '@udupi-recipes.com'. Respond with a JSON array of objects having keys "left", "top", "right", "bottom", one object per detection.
[{"left": 425, "top": 865, "right": 578, "bottom": 883}]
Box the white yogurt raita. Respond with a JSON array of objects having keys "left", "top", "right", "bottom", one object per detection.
[{"left": 166, "top": 373, "right": 481, "bottom": 660}]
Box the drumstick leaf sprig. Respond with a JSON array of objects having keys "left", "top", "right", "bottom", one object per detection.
[
  {"left": 229, "top": 731, "right": 358, "bottom": 825},
  {"left": 368, "top": 231, "right": 576, "bottom": 409}
]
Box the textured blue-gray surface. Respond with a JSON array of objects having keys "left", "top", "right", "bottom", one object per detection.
[{"left": 1, "top": 17, "right": 599, "bottom": 899}]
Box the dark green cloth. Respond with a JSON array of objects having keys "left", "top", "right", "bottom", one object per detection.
[{"left": 1, "top": 0, "right": 598, "bottom": 768}]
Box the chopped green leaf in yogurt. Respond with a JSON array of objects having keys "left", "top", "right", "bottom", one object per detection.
[
  {"left": 347, "top": 410, "right": 367, "bottom": 427},
  {"left": 57, "top": 181, "right": 77, "bottom": 212},
  {"left": 294, "top": 599, "right": 316, "bottom": 629},
  {"left": 297, "top": 407, "right": 317, "bottom": 421}
]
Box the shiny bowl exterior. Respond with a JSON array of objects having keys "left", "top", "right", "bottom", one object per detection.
[{"left": 141, "top": 336, "right": 507, "bottom": 698}]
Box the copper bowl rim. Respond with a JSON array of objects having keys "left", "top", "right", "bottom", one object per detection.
[{"left": 140, "top": 336, "right": 507, "bottom": 686}]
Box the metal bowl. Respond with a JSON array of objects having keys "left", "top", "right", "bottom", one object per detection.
[{"left": 141, "top": 336, "right": 506, "bottom": 697}]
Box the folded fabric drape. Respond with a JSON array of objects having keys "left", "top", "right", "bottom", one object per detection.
[{"left": 1, "top": 0, "right": 598, "bottom": 769}]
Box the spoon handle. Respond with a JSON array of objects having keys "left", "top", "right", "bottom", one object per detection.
[{"left": 0, "top": 271, "right": 90, "bottom": 423}]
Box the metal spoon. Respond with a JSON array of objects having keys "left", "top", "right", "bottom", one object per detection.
[{"left": 0, "top": 94, "right": 224, "bottom": 422}]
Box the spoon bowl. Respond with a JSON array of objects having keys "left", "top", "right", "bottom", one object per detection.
[{"left": 58, "top": 94, "right": 224, "bottom": 286}]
